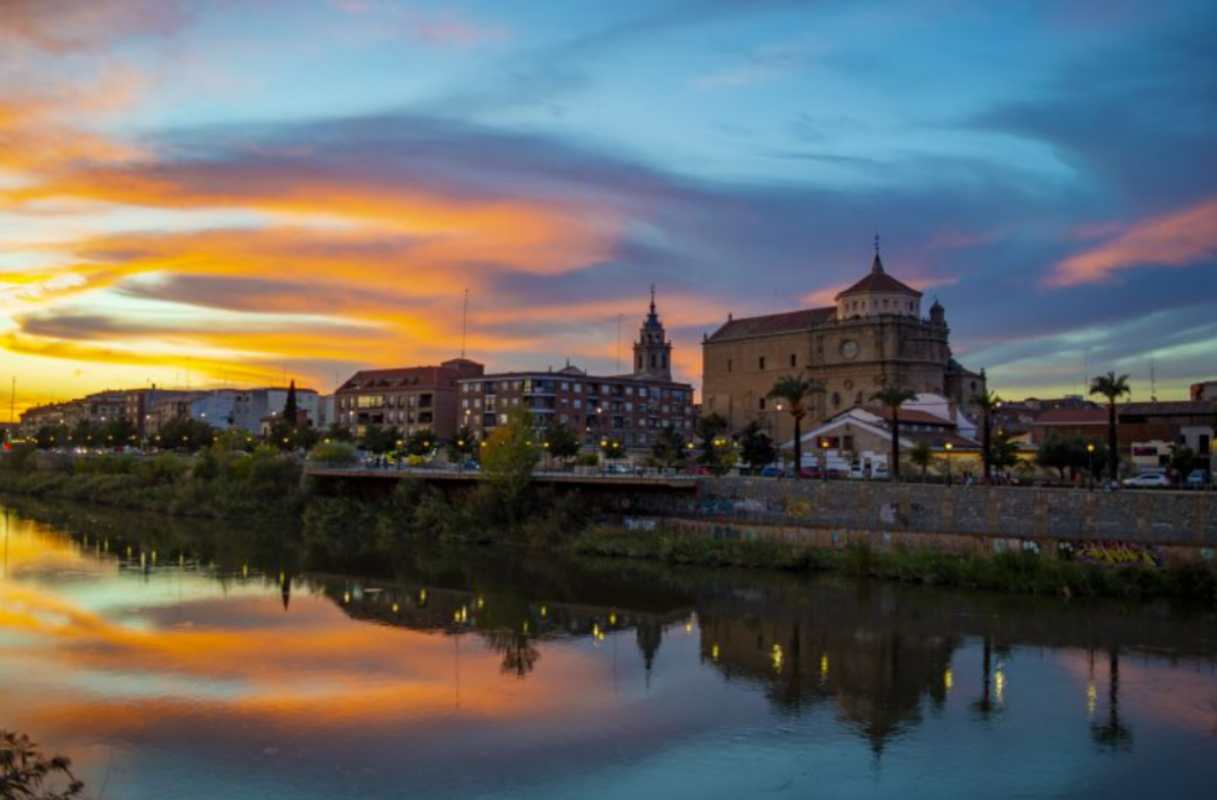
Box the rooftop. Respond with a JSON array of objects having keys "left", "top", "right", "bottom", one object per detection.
[
  {"left": 835, "top": 253, "right": 921, "bottom": 299},
  {"left": 706, "top": 307, "right": 836, "bottom": 342}
]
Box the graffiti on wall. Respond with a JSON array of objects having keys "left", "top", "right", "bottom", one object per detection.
[{"left": 1059, "top": 540, "right": 1162, "bottom": 568}]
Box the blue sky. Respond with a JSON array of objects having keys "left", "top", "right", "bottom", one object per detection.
[{"left": 1, "top": 0, "right": 1215, "bottom": 407}]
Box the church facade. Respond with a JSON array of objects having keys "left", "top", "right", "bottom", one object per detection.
[{"left": 701, "top": 248, "right": 985, "bottom": 445}]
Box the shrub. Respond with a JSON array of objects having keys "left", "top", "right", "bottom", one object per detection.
[{"left": 308, "top": 441, "right": 358, "bottom": 466}]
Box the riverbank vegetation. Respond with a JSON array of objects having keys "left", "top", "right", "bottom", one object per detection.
[{"left": 573, "top": 528, "right": 1217, "bottom": 606}]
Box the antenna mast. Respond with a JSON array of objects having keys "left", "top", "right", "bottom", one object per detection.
[
  {"left": 461, "top": 288, "right": 469, "bottom": 359},
  {"left": 616, "top": 314, "right": 623, "bottom": 373}
]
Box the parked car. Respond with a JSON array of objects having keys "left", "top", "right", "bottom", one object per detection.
[
  {"left": 1122, "top": 472, "right": 1170, "bottom": 488},
  {"left": 760, "top": 464, "right": 785, "bottom": 478},
  {"left": 1185, "top": 470, "right": 1209, "bottom": 488}
]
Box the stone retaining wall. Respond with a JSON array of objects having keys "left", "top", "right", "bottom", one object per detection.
[{"left": 624, "top": 478, "right": 1217, "bottom": 551}]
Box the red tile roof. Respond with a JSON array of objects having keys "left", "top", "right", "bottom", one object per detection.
[
  {"left": 707, "top": 307, "right": 836, "bottom": 342},
  {"left": 836, "top": 254, "right": 921, "bottom": 298},
  {"left": 874, "top": 408, "right": 954, "bottom": 426}
]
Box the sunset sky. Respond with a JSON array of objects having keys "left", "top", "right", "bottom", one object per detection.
[{"left": 2, "top": 0, "right": 1215, "bottom": 413}]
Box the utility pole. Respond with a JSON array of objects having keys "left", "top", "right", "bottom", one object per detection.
[{"left": 9, "top": 377, "right": 14, "bottom": 425}]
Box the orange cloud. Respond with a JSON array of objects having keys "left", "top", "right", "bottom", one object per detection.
[{"left": 1048, "top": 197, "right": 1217, "bottom": 287}]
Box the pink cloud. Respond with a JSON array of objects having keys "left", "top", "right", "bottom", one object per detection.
[{"left": 1047, "top": 197, "right": 1217, "bottom": 287}]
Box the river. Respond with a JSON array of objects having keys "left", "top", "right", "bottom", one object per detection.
[{"left": 1, "top": 500, "right": 1215, "bottom": 799}]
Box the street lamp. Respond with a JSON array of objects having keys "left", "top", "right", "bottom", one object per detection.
[
  {"left": 820, "top": 438, "right": 829, "bottom": 482},
  {"left": 1087, "top": 442, "right": 1095, "bottom": 490},
  {"left": 944, "top": 442, "right": 953, "bottom": 486}
]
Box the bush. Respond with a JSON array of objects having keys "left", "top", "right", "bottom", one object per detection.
[{"left": 308, "top": 441, "right": 358, "bottom": 466}]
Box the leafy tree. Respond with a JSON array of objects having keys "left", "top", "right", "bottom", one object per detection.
[
  {"left": 543, "top": 422, "right": 580, "bottom": 465},
  {"left": 599, "top": 436, "right": 626, "bottom": 461},
  {"left": 768, "top": 374, "right": 825, "bottom": 479},
  {"left": 1089, "top": 371, "right": 1131, "bottom": 481},
  {"left": 737, "top": 420, "right": 775, "bottom": 471},
  {"left": 213, "top": 428, "right": 256, "bottom": 453},
  {"left": 359, "top": 424, "right": 400, "bottom": 454},
  {"left": 69, "top": 419, "right": 101, "bottom": 448},
  {"left": 158, "top": 417, "right": 215, "bottom": 451},
  {"left": 481, "top": 407, "right": 540, "bottom": 523},
  {"left": 0, "top": 729, "right": 85, "bottom": 799},
  {"left": 1036, "top": 436, "right": 1072, "bottom": 481},
  {"left": 650, "top": 425, "right": 688, "bottom": 469},
  {"left": 308, "top": 440, "right": 359, "bottom": 466},
  {"left": 910, "top": 440, "right": 933, "bottom": 481},
  {"left": 267, "top": 419, "right": 317, "bottom": 451},
  {"left": 871, "top": 386, "right": 917, "bottom": 480},
  {"left": 694, "top": 413, "right": 730, "bottom": 474},
  {"left": 282, "top": 380, "right": 299, "bottom": 427},
  {"left": 1169, "top": 444, "right": 1196, "bottom": 482},
  {"left": 405, "top": 429, "right": 435, "bottom": 457},
  {"left": 34, "top": 425, "right": 66, "bottom": 450},
  {"left": 102, "top": 416, "right": 139, "bottom": 449},
  {"left": 447, "top": 425, "right": 478, "bottom": 464},
  {"left": 324, "top": 423, "right": 353, "bottom": 442},
  {"left": 973, "top": 390, "right": 1002, "bottom": 482}
]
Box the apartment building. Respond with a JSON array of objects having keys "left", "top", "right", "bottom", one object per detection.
[{"left": 335, "top": 358, "right": 484, "bottom": 439}]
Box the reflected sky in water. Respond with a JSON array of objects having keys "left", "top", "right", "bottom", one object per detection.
[{"left": 1, "top": 504, "right": 1216, "bottom": 799}]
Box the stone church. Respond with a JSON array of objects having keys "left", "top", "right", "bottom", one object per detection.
[{"left": 701, "top": 247, "right": 985, "bottom": 444}]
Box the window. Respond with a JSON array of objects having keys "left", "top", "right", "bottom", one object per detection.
[
  {"left": 759, "top": 356, "right": 766, "bottom": 370},
  {"left": 759, "top": 397, "right": 766, "bottom": 410},
  {"left": 790, "top": 354, "right": 797, "bottom": 367},
  {"left": 727, "top": 359, "right": 733, "bottom": 373}
]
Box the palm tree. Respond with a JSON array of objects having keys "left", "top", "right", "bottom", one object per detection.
[
  {"left": 871, "top": 386, "right": 917, "bottom": 479},
  {"left": 1089, "top": 372, "right": 1130, "bottom": 481},
  {"left": 768, "top": 374, "right": 825, "bottom": 479},
  {"left": 973, "top": 390, "right": 1002, "bottom": 483}
]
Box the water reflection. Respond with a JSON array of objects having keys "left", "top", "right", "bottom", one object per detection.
[{"left": 2, "top": 499, "right": 1216, "bottom": 799}]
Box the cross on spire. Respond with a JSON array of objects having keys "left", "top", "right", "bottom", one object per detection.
[
  {"left": 649, "top": 283, "right": 656, "bottom": 313},
  {"left": 871, "top": 234, "right": 885, "bottom": 274}
]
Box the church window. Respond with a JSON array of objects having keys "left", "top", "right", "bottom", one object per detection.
[
  {"left": 650, "top": 354, "right": 657, "bottom": 368},
  {"left": 662, "top": 353, "right": 668, "bottom": 368},
  {"left": 759, "top": 356, "right": 766, "bottom": 370}
]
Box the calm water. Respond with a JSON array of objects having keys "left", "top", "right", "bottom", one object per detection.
[{"left": 2, "top": 502, "right": 1216, "bottom": 799}]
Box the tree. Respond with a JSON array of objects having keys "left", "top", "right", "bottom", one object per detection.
[
  {"left": 768, "top": 374, "right": 825, "bottom": 479},
  {"left": 481, "top": 407, "right": 540, "bottom": 523},
  {"left": 1036, "top": 436, "right": 1072, "bottom": 481},
  {"left": 738, "top": 421, "right": 776, "bottom": 471},
  {"left": 1169, "top": 444, "right": 1196, "bottom": 483},
  {"left": 324, "top": 423, "right": 353, "bottom": 442},
  {"left": 599, "top": 436, "right": 625, "bottom": 461},
  {"left": 871, "top": 386, "right": 917, "bottom": 480},
  {"left": 544, "top": 422, "right": 580, "bottom": 466},
  {"left": 1089, "top": 371, "right": 1130, "bottom": 481},
  {"left": 34, "top": 425, "right": 66, "bottom": 450},
  {"left": 103, "top": 416, "right": 138, "bottom": 449},
  {"left": 158, "top": 417, "right": 215, "bottom": 451},
  {"left": 282, "top": 380, "right": 299, "bottom": 427},
  {"left": 267, "top": 419, "right": 317, "bottom": 451},
  {"left": 447, "top": 425, "right": 478, "bottom": 464},
  {"left": 973, "top": 390, "right": 1002, "bottom": 482},
  {"left": 0, "top": 729, "right": 85, "bottom": 799},
  {"left": 910, "top": 440, "right": 933, "bottom": 481},
  {"left": 359, "top": 424, "right": 399, "bottom": 454},
  {"left": 989, "top": 430, "right": 1020, "bottom": 477},
  {"left": 405, "top": 429, "right": 434, "bottom": 457},
  {"left": 650, "top": 425, "right": 688, "bottom": 469},
  {"left": 694, "top": 413, "right": 730, "bottom": 475}
]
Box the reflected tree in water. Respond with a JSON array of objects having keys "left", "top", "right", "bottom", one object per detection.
[
  {"left": 485, "top": 631, "right": 540, "bottom": 678},
  {"left": 0, "top": 731, "right": 84, "bottom": 800},
  {"left": 972, "top": 636, "right": 1002, "bottom": 719},
  {"left": 636, "top": 618, "right": 663, "bottom": 684},
  {"left": 1091, "top": 646, "right": 1133, "bottom": 751}
]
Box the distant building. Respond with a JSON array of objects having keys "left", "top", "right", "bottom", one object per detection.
[
  {"left": 457, "top": 295, "right": 695, "bottom": 451},
  {"left": 702, "top": 245, "right": 985, "bottom": 443},
  {"left": 785, "top": 394, "right": 981, "bottom": 472},
  {"left": 232, "top": 387, "right": 320, "bottom": 433},
  {"left": 1027, "top": 408, "right": 1108, "bottom": 446},
  {"left": 1190, "top": 381, "right": 1217, "bottom": 401},
  {"left": 335, "top": 359, "right": 484, "bottom": 439}
]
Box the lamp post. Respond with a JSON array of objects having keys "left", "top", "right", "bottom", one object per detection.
[
  {"left": 1087, "top": 442, "right": 1095, "bottom": 491},
  {"left": 944, "top": 442, "right": 953, "bottom": 486},
  {"left": 820, "top": 438, "right": 829, "bottom": 482}
]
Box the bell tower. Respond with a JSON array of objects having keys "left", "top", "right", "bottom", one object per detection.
[{"left": 633, "top": 285, "right": 672, "bottom": 380}]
